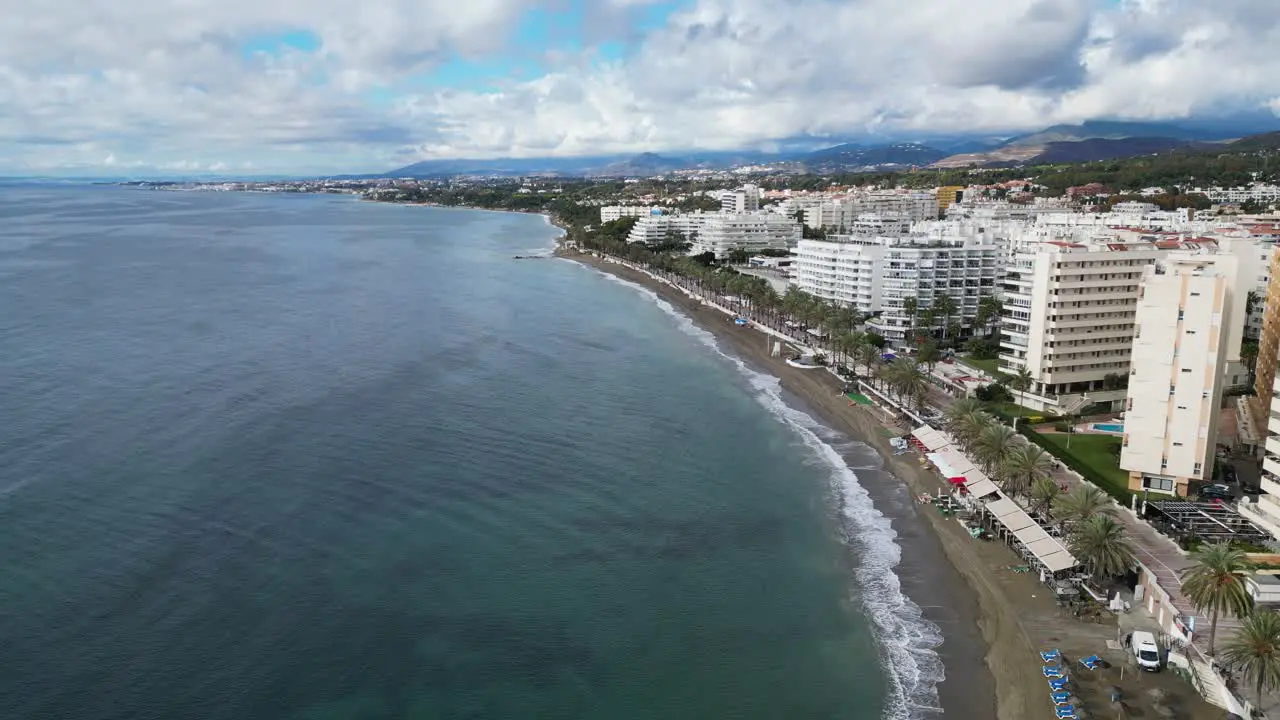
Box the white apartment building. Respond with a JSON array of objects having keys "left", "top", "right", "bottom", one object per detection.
[
  {"left": 692, "top": 213, "right": 801, "bottom": 258},
  {"left": 999, "top": 240, "right": 1173, "bottom": 411},
  {"left": 720, "top": 184, "right": 761, "bottom": 214},
  {"left": 1194, "top": 184, "right": 1280, "bottom": 205},
  {"left": 626, "top": 213, "right": 710, "bottom": 246},
  {"left": 792, "top": 235, "right": 999, "bottom": 345},
  {"left": 860, "top": 191, "right": 937, "bottom": 222},
  {"left": 600, "top": 206, "right": 663, "bottom": 223},
  {"left": 1120, "top": 254, "right": 1237, "bottom": 497}
]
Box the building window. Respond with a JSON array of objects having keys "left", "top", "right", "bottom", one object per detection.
[
  {"left": 1194, "top": 463, "right": 1202, "bottom": 475},
  {"left": 1144, "top": 475, "right": 1175, "bottom": 492}
]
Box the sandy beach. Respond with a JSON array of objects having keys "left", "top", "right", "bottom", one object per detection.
[{"left": 559, "top": 249, "right": 1223, "bottom": 720}]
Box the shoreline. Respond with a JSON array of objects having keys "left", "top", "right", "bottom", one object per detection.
[{"left": 558, "top": 248, "right": 1040, "bottom": 719}]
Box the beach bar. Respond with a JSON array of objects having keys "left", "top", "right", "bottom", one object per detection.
[{"left": 980, "top": 497, "right": 1080, "bottom": 575}]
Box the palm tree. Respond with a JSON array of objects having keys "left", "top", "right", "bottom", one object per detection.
[
  {"left": 902, "top": 297, "right": 919, "bottom": 346},
  {"left": 1030, "top": 476, "right": 1061, "bottom": 516},
  {"left": 1001, "top": 444, "right": 1054, "bottom": 499},
  {"left": 889, "top": 359, "right": 929, "bottom": 410},
  {"left": 1221, "top": 610, "right": 1280, "bottom": 709},
  {"left": 942, "top": 397, "right": 981, "bottom": 424},
  {"left": 1068, "top": 515, "right": 1135, "bottom": 584},
  {"left": 1181, "top": 542, "right": 1256, "bottom": 654},
  {"left": 931, "top": 294, "right": 959, "bottom": 339},
  {"left": 953, "top": 411, "right": 994, "bottom": 453},
  {"left": 1052, "top": 484, "right": 1115, "bottom": 526},
  {"left": 1008, "top": 368, "right": 1033, "bottom": 395},
  {"left": 975, "top": 424, "right": 1018, "bottom": 475}
]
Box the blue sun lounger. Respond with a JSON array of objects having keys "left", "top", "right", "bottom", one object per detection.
[
  {"left": 1040, "top": 648, "right": 1061, "bottom": 662},
  {"left": 1079, "top": 654, "right": 1102, "bottom": 670},
  {"left": 1051, "top": 690, "right": 1071, "bottom": 704},
  {"left": 1055, "top": 705, "right": 1078, "bottom": 719},
  {"left": 1047, "top": 677, "right": 1069, "bottom": 692},
  {"left": 1042, "top": 665, "right": 1065, "bottom": 678}
]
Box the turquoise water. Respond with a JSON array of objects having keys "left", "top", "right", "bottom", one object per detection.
[
  {"left": 0, "top": 187, "right": 942, "bottom": 719},
  {"left": 1092, "top": 423, "right": 1125, "bottom": 433}
]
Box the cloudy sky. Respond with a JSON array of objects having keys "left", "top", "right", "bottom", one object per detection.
[{"left": 4, "top": 0, "right": 1280, "bottom": 175}]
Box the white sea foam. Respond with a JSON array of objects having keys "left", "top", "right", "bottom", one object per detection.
[{"left": 595, "top": 268, "right": 946, "bottom": 719}]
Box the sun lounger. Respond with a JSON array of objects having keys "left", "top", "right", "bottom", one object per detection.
[
  {"left": 1047, "top": 677, "right": 1069, "bottom": 691},
  {"left": 1040, "top": 648, "right": 1061, "bottom": 662},
  {"left": 1042, "top": 665, "right": 1065, "bottom": 678},
  {"left": 1079, "top": 654, "right": 1102, "bottom": 670},
  {"left": 1050, "top": 690, "right": 1071, "bottom": 704},
  {"left": 1055, "top": 705, "right": 1077, "bottom": 719}
]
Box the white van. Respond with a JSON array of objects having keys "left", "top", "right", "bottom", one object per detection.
[{"left": 1131, "top": 631, "right": 1162, "bottom": 671}]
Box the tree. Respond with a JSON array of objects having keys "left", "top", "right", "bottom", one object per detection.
[
  {"left": 1181, "top": 542, "right": 1256, "bottom": 654},
  {"left": 952, "top": 411, "right": 993, "bottom": 454},
  {"left": 1221, "top": 610, "right": 1280, "bottom": 710},
  {"left": 725, "top": 247, "right": 751, "bottom": 264},
  {"left": 917, "top": 340, "right": 942, "bottom": 372},
  {"left": 1030, "top": 476, "right": 1061, "bottom": 517},
  {"left": 1068, "top": 515, "right": 1135, "bottom": 584},
  {"left": 1008, "top": 368, "right": 1034, "bottom": 394},
  {"left": 975, "top": 424, "right": 1018, "bottom": 476},
  {"left": 1001, "top": 445, "right": 1054, "bottom": 499},
  {"left": 902, "top": 297, "right": 919, "bottom": 344},
  {"left": 973, "top": 295, "right": 1003, "bottom": 338},
  {"left": 1242, "top": 341, "right": 1260, "bottom": 384},
  {"left": 1052, "top": 485, "right": 1115, "bottom": 526},
  {"left": 930, "top": 295, "right": 959, "bottom": 339}
]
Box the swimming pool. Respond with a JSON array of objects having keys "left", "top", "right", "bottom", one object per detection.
[{"left": 1091, "top": 423, "right": 1125, "bottom": 433}]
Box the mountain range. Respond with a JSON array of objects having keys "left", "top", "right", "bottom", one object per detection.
[{"left": 385, "top": 119, "right": 1280, "bottom": 179}]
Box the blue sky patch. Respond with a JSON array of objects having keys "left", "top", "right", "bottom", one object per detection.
[{"left": 240, "top": 30, "right": 321, "bottom": 59}]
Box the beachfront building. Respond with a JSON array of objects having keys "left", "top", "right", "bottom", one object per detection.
[
  {"left": 691, "top": 213, "right": 801, "bottom": 258},
  {"left": 998, "top": 239, "right": 1172, "bottom": 412},
  {"left": 1241, "top": 369, "right": 1280, "bottom": 539},
  {"left": 1120, "top": 253, "right": 1238, "bottom": 497},
  {"left": 791, "top": 233, "right": 999, "bottom": 346},
  {"left": 625, "top": 213, "right": 710, "bottom": 246},
  {"left": 600, "top": 206, "right": 663, "bottom": 223}
]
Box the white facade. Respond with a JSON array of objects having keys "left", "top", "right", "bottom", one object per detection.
[
  {"left": 720, "top": 184, "right": 761, "bottom": 214},
  {"left": 692, "top": 213, "right": 800, "bottom": 258},
  {"left": 860, "top": 191, "right": 937, "bottom": 222},
  {"left": 999, "top": 240, "right": 1170, "bottom": 407},
  {"left": 625, "top": 214, "right": 710, "bottom": 246},
  {"left": 792, "top": 235, "right": 999, "bottom": 345},
  {"left": 1120, "top": 254, "right": 1235, "bottom": 496},
  {"left": 600, "top": 206, "right": 662, "bottom": 223}
]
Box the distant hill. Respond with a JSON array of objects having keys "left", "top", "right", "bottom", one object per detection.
[
  {"left": 1026, "top": 137, "right": 1211, "bottom": 164},
  {"left": 797, "top": 142, "right": 947, "bottom": 171},
  {"left": 1225, "top": 132, "right": 1280, "bottom": 153},
  {"left": 1000, "top": 120, "right": 1217, "bottom": 148}
]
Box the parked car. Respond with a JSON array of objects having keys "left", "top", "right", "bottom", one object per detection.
[
  {"left": 1221, "top": 465, "right": 1238, "bottom": 484},
  {"left": 1199, "top": 484, "right": 1235, "bottom": 501}
]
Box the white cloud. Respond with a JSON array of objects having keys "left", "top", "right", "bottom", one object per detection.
[{"left": 1, "top": 0, "right": 1279, "bottom": 174}]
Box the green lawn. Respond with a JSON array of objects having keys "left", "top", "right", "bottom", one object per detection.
[
  {"left": 961, "top": 355, "right": 1001, "bottom": 376},
  {"left": 986, "top": 402, "right": 1047, "bottom": 419},
  {"left": 1032, "top": 432, "right": 1131, "bottom": 501}
]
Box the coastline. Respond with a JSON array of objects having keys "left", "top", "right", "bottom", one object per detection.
[{"left": 557, "top": 248, "right": 1040, "bottom": 720}]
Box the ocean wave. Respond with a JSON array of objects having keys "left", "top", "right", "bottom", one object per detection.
[{"left": 595, "top": 269, "right": 946, "bottom": 720}]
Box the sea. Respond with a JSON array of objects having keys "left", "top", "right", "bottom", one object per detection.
[{"left": 0, "top": 186, "right": 947, "bottom": 719}]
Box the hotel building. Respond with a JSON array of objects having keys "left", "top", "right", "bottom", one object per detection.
[{"left": 1120, "top": 254, "right": 1237, "bottom": 497}]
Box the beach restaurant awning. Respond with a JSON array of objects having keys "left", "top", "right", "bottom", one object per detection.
[
  {"left": 986, "top": 498, "right": 1080, "bottom": 573},
  {"left": 938, "top": 447, "right": 975, "bottom": 476},
  {"left": 910, "top": 426, "right": 951, "bottom": 452},
  {"left": 965, "top": 478, "right": 1000, "bottom": 499},
  {"left": 925, "top": 453, "right": 963, "bottom": 481}
]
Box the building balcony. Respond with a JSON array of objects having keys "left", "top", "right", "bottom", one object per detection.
[{"left": 1238, "top": 499, "right": 1280, "bottom": 542}]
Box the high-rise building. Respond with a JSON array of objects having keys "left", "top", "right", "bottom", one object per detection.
[
  {"left": 999, "top": 239, "right": 1170, "bottom": 411},
  {"left": 1252, "top": 248, "right": 1280, "bottom": 433},
  {"left": 719, "top": 184, "right": 761, "bottom": 214},
  {"left": 1120, "top": 253, "right": 1237, "bottom": 497}
]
